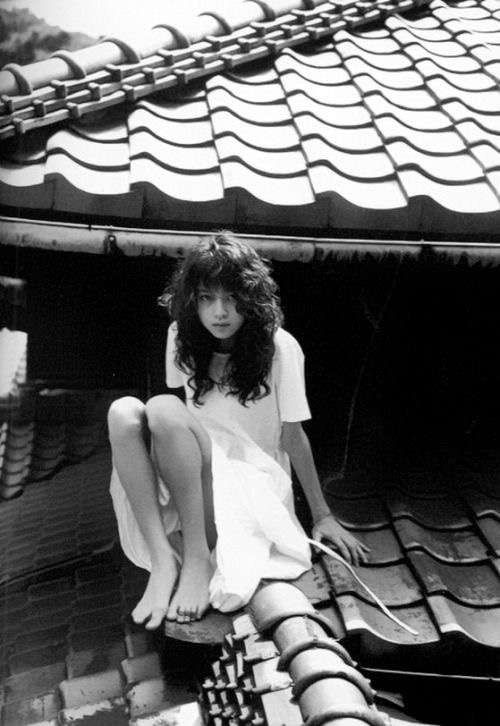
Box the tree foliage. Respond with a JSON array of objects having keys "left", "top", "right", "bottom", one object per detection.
[{"left": 0, "top": 7, "right": 95, "bottom": 67}]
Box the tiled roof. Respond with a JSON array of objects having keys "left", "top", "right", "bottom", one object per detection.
[
  {"left": 0, "top": 328, "right": 26, "bottom": 401},
  {"left": 200, "top": 582, "right": 437, "bottom": 725},
  {"left": 1, "top": 443, "right": 427, "bottom": 726},
  {"left": 311, "top": 470, "right": 500, "bottom": 672},
  {"left": 1, "top": 0, "right": 500, "bottom": 239},
  {"left": 0, "top": 385, "right": 115, "bottom": 500},
  {"left": 0, "top": 448, "right": 205, "bottom": 726},
  {"left": 1, "top": 408, "right": 498, "bottom": 722},
  {"left": 4, "top": 389, "right": 499, "bottom": 664}
]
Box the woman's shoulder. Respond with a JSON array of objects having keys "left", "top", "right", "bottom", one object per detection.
[{"left": 273, "top": 327, "right": 304, "bottom": 358}]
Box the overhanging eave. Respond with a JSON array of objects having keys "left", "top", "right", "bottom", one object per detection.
[{"left": 2, "top": 216, "right": 500, "bottom": 265}]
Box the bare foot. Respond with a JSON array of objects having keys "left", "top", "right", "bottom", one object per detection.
[
  {"left": 132, "top": 553, "right": 178, "bottom": 630},
  {"left": 166, "top": 553, "right": 213, "bottom": 623}
]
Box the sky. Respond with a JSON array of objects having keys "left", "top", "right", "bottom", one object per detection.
[{"left": 1, "top": 0, "right": 237, "bottom": 37}]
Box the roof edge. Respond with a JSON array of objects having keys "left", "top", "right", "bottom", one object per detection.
[{"left": 2, "top": 216, "right": 500, "bottom": 264}]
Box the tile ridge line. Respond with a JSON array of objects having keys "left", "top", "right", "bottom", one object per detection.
[{"left": 0, "top": 0, "right": 432, "bottom": 141}]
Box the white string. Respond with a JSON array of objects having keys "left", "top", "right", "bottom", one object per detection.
[{"left": 307, "top": 538, "right": 419, "bottom": 636}]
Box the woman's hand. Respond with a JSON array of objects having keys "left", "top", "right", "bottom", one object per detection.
[{"left": 312, "top": 514, "right": 370, "bottom": 567}]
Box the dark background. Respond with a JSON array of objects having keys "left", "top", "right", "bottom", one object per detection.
[{"left": 4, "top": 244, "right": 500, "bottom": 477}]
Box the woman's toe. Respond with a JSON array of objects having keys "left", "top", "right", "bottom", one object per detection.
[
  {"left": 131, "top": 605, "right": 147, "bottom": 624},
  {"left": 166, "top": 604, "right": 178, "bottom": 621},
  {"left": 145, "top": 608, "right": 165, "bottom": 630}
]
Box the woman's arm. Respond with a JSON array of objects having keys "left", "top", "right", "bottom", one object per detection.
[{"left": 281, "top": 421, "right": 369, "bottom": 566}]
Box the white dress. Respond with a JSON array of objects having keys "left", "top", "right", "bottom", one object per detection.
[{"left": 110, "top": 324, "right": 312, "bottom": 612}]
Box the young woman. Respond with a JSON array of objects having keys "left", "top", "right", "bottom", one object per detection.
[{"left": 108, "top": 232, "right": 368, "bottom": 629}]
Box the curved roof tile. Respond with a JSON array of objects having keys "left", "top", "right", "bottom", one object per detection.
[
  {"left": 315, "top": 468, "right": 500, "bottom": 661},
  {"left": 1, "top": 0, "right": 500, "bottom": 238}
]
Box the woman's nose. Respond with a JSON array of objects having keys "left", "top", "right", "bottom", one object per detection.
[{"left": 214, "top": 298, "right": 228, "bottom": 317}]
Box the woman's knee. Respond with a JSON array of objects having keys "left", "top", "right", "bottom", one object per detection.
[
  {"left": 146, "top": 394, "right": 187, "bottom": 436},
  {"left": 108, "top": 396, "right": 145, "bottom": 442}
]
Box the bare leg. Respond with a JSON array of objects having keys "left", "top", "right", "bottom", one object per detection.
[
  {"left": 146, "top": 395, "right": 215, "bottom": 622},
  {"left": 108, "top": 397, "right": 178, "bottom": 630}
]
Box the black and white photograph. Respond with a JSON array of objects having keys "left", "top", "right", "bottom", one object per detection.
[{"left": 0, "top": 1, "right": 499, "bottom": 724}]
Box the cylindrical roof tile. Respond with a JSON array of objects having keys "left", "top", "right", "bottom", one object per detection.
[
  {"left": 2, "top": 63, "right": 33, "bottom": 94},
  {"left": 0, "top": 0, "right": 325, "bottom": 95}
]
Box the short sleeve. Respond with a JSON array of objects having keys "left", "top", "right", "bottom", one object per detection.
[
  {"left": 165, "top": 322, "right": 184, "bottom": 388},
  {"left": 275, "top": 329, "right": 311, "bottom": 423}
]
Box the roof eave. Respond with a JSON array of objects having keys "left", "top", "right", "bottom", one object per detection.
[{"left": 2, "top": 215, "right": 500, "bottom": 264}]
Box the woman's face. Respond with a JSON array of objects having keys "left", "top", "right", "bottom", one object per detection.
[{"left": 197, "top": 286, "right": 244, "bottom": 346}]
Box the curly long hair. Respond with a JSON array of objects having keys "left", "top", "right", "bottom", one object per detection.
[{"left": 160, "top": 232, "right": 283, "bottom": 406}]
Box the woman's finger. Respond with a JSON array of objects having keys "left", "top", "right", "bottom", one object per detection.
[
  {"left": 331, "top": 537, "right": 351, "bottom": 563},
  {"left": 358, "top": 546, "right": 369, "bottom": 564},
  {"left": 347, "top": 540, "right": 359, "bottom": 567}
]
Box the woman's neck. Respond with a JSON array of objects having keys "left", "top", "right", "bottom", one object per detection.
[
  {"left": 214, "top": 342, "right": 232, "bottom": 354},
  {"left": 213, "top": 335, "right": 235, "bottom": 353}
]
